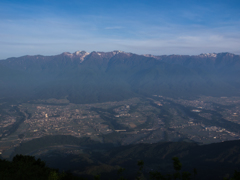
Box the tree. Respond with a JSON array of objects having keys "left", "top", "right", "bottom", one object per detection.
[{"left": 136, "top": 160, "right": 144, "bottom": 180}]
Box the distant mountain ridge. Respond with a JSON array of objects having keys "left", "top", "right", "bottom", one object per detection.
[{"left": 0, "top": 51, "right": 240, "bottom": 104}]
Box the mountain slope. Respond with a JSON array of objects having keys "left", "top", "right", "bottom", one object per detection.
[
  {"left": 13, "top": 135, "right": 240, "bottom": 180},
  {"left": 0, "top": 51, "right": 240, "bottom": 103}
]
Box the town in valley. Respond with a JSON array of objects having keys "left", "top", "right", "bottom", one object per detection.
[{"left": 0, "top": 95, "right": 240, "bottom": 158}]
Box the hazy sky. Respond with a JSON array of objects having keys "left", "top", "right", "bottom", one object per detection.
[{"left": 0, "top": 0, "right": 240, "bottom": 59}]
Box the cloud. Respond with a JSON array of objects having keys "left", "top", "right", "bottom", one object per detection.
[{"left": 104, "top": 26, "right": 123, "bottom": 30}]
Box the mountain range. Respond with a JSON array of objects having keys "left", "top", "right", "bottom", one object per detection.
[{"left": 0, "top": 51, "right": 240, "bottom": 104}]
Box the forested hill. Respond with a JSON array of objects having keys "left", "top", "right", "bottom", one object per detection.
[
  {"left": 0, "top": 51, "right": 240, "bottom": 104},
  {"left": 7, "top": 135, "right": 240, "bottom": 180}
]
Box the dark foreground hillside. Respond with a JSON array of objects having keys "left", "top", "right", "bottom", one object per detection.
[
  {"left": 0, "top": 154, "right": 84, "bottom": 180},
  {"left": 5, "top": 135, "right": 240, "bottom": 180}
]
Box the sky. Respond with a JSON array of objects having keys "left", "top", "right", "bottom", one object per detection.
[{"left": 0, "top": 0, "right": 240, "bottom": 59}]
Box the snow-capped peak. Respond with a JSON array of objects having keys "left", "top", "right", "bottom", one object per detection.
[
  {"left": 199, "top": 53, "right": 217, "bottom": 57},
  {"left": 62, "top": 51, "right": 90, "bottom": 62}
]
